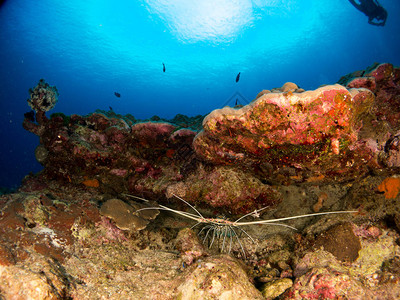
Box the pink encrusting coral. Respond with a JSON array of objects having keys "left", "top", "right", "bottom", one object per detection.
[
  {"left": 339, "top": 63, "right": 400, "bottom": 130},
  {"left": 178, "top": 165, "right": 281, "bottom": 213},
  {"left": 338, "top": 63, "right": 400, "bottom": 168},
  {"left": 193, "top": 84, "right": 375, "bottom": 179},
  {"left": 131, "top": 122, "right": 176, "bottom": 148}
]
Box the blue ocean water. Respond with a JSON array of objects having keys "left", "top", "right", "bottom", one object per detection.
[{"left": 0, "top": 0, "right": 399, "bottom": 190}]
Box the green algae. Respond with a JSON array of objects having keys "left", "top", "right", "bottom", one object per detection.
[
  {"left": 261, "top": 278, "right": 293, "bottom": 299},
  {"left": 50, "top": 112, "right": 71, "bottom": 126},
  {"left": 261, "top": 142, "right": 327, "bottom": 164},
  {"left": 22, "top": 195, "right": 50, "bottom": 226},
  {"left": 350, "top": 233, "right": 396, "bottom": 277}
]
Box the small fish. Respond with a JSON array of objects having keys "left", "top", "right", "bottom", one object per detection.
[
  {"left": 236, "top": 72, "right": 241, "bottom": 83},
  {"left": 235, "top": 99, "right": 238, "bottom": 106},
  {"left": 114, "top": 92, "right": 121, "bottom": 98},
  {"left": 109, "top": 106, "right": 113, "bottom": 111},
  {"left": 163, "top": 63, "right": 166, "bottom": 73}
]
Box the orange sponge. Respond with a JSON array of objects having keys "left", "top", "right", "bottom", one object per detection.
[
  {"left": 377, "top": 177, "right": 400, "bottom": 199},
  {"left": 82, "top": 178, "right": 100, "bottom": 188}
]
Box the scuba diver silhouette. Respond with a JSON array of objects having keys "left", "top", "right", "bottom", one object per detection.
[{"left": 348, "top": 0, "right": 387, "bottom": 26}]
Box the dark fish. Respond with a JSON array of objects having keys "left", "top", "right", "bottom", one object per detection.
[
  {"left": 109, "top": 106, "right": 113, "bottom": 111},
  {"left": 24, "top": 110, "right": 35, "bottom": 122},
  {"left": 114, "top": 92, "right": 121, "bottom": 98},
  {"left": 236, "top": 72, "right": 241, "bottom": 83},
  {"left": 163, "top": 63, "right": 166, "bottom": 73}
]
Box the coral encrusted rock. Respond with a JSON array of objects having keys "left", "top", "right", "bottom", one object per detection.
[
  {"left": 27, "top": 79, "right": 59, "bottom": 112},
  {"left": 338, "top": 63, "right": 400, "bottom": 168},
  {"left": 176, "top": 255, "right": 264, "bottom": 299},
  {"left": 100, "top": 198, "right": 159, "bottom": 231},
  {"left": 21, "top": 64, "right": 400, "bottom": 212},
  {"left": 193, "top": 84, "right": 375, "bottom": 180}
]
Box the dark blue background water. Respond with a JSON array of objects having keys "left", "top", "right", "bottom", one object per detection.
[{"left": 0, "top": 0, "right": 399, "bottom": 190}]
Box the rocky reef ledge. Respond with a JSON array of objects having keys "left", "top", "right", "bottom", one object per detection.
[
  {"left": 22, "top": 63, "right": 400, "bottom": 214},
  {"left": 0, "top": 63, "right": 398, "bottom": 299}
]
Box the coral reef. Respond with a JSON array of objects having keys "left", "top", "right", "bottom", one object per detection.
[
  {"left": 338, "top": 63, "right": 400, "bottom": 129},
  {"left": 286, "top": 223, "right": 400, "bottom": 299},
  {"left": 23, "top": 79, "right": 60, "bottom": 138},
  {"left": 338, "top": 63, "right": 400, "bottom": 167},
  {"left": 21, "top": 63, "right": 400, "bottom": 215},
  {"left": 22, "top": 108, "right": 278, "bottom": 213},
  {"left": 194, "top": 84, "right": 375, "bottom": 181},
  {"left": 168, "top": 165, "right": 281, "bottom": 213},
  {"left": 0, "top": 174, "right": 399, "bottom": 298},
  {"left": 27, "top": 79, "right": 59, "bottom": 113},
  {"left": 7, "top": 63, "right": 400, "bottom": 297}
]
